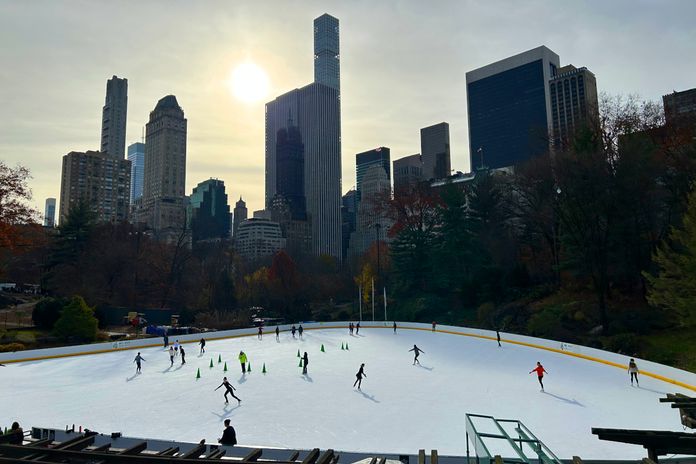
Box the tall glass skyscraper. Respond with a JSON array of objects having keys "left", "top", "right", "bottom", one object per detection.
[
  {"left": 420, "top": 123, "right": 450, "bottom": 180},
  {"left": 187, "top": 178, "right": 230, "bottom": 243},
  {"left": 356, "top": 147, "right": 390, "bottom": 195},
  {"left": 100, "top": 76, "right": 128, "bottom": 158},
  {"left": 466, "top": 46, "right": 559, "bottom": 170},
  {"left": 127, "top": 142, "right": 145, "bottom": 203},
  {"left": 266, "top": 14, "right": 342, "bottom": 260}
]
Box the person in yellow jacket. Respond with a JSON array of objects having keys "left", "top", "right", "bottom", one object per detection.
[{"left": 238, "top": 351, "right": 248, "bottom": 374}]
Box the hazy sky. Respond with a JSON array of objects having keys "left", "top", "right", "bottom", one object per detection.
[{"left": 2, "top": 0, "right": 696, "bottom": 215}]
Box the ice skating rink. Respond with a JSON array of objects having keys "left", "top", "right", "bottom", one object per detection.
[{"left": 2, "top": 327, "right": 696, "bottom": 459}]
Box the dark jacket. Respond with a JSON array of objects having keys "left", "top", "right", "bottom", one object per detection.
[
  {"left": 220, "top": 425, "right": 237, "bottom": 446},
  {"left": 8, "top": 427, "right": 23, "bottom": 445}
]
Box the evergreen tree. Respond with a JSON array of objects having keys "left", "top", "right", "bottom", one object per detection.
[
  {"left": 53, "top": 295, "right": 99, "bottom": 342},
  {"left": 644, "top": 184, "right": 696, "bottom": 326}
]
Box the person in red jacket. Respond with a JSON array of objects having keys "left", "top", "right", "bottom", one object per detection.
[{"left": 529, "top": 362, "right": 548, "bottom": 391}]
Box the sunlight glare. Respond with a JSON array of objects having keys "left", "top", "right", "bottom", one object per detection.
[{"left": 229, "top": 62, "right": 270, "bottom": 103}]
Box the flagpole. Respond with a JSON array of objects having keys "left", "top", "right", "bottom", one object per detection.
[
  {"left": 371, "top": 277, "right": 375, "bottom": 322},
  {"left": 358, "top": 285, "right": 362, "bottom": 322},
  {"left": 384, "top": 286, "right": 387, "bottom": 321}
]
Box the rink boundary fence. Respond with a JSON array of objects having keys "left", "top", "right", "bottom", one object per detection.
[{"left": 1, "top": 322, "right": 695, "bottom": 393}]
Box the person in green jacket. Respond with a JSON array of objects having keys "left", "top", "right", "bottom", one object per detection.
[{"left": 238, "top": 351, "right": 248, "bottom": 374}]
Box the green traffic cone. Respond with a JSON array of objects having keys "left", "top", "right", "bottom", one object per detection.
[
  {"left": 248, "top": 363, "right": 252, "bottom": 372},
  {"left": 321, "top": 344, "right": 325, "bottom": 352},
  {"left": 262, "top": 363, "right": 267, "bottom": 374},
  {"left": 298, "top": 358, "right": 303, "bottom": 367},
  {"left": 224, "top": 362, "right": 228, "bottom": 372},
  {"left": 345, "top": 343, "right": 349, "bottom": 350},
  {"left": 196, "top": 368, "right": 201, "bottom": 379},
  {"left": 297, "top": 349, "right": 300, "bottom": 358},
  {"left": 341, "top": 343, "right": 344, "bottom": 350},
  {"left": 209, "top": 359, "right": 214, "bottom": 368},
  {"left": 218, "top": 354, "right": 222, "bottom": 364}
]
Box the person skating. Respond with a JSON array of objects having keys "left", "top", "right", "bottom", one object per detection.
[
  {"left": 408, "top": 345, "right": 424, "bottom": 365},
  {"left": 180, "top": 346, "right": 186, "bottom": 365},
  {"left": 133, "top": 352, "right": 145, "bottom": 373},
  {"left": 258, "top": 326, "right": 263, "bottom": 340},
  {"left": 199, "top": 338, "right": 206, "bottom": 354},
  {"left": 530, "top": 362, "right": 548, "bottom": 391},
  {"left": 496, "top": 329, "right": 501, "bottom": 347},
  {"left": 432, "top": 321, "right": 436, "bottom": 332},
  {"left": 349, "top": 322, "right": 353, "bottom": 335},
  {"left": 353, "top": 363, "right": 366, "bottom": 389},
  {"left": 298, "top": 325, "right": 303, "bottom": 338},
  {"left": 169, "top": 346, "right": 175, "bottom": 366},
  {"left": 302, "top": 352, "right": 309, "bottom": 375},
  {"left": 356, "top": 322, "right": 360, "bottom": 335},
  {"left": 215, "top": 377, "right": 241, "bottom": 404},
  {"left": 238, "top": 351, "right": 248, "bottom": 374},
  {"left": 393, "top": 321, "right": 397, "bottom": 333},
  {"left": 291, "top": 325, "right": 296, "bottom": 338},
  {"left": 173, "top": 340, "right": 180, "bottom": 355},
  {"left": 218, "top": 419, "right": 237, "bottom": 446},
  {"left": 163, "top": 333, "right": 169, "bottom": 348},
  {"left": 275, "top": 326, "right": 280, "bottom": 341},
  {"left": 628, "top": 358, "right": 640, "bottom": 386}
]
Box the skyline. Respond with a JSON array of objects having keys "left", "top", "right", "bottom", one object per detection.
[{"left": 2, "top": 0, "right": 696, "bottom": 216}]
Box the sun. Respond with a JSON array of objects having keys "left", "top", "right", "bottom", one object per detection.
[{"left": 229, "top": 62, "right": 270, "bottom": 103}]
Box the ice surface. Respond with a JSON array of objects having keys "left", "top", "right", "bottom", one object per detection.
[{"left": 2, "top": 328, "right": 694, "bottom": 459}]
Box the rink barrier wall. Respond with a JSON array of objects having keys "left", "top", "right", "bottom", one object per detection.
[{"left": 1, "top": 321, "right": 695, "bottom": 392}]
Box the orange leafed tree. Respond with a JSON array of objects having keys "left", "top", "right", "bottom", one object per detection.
[{"left": 0, "top": 161, "right": 39, "bottom": 249}]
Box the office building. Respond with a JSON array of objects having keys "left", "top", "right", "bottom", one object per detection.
[
  {"left": 275, "top": 115, "right": 307, "bottom": 220},
  {"left": 549, "top": 65, "right": 599, "bottom": 149},
  {"left": 663, "top": 88, "right": 696, "bottom": 126},
  {"left": 59, "top": 150, "right": 131, "bottom": 223},
  {"left": 44, "top": 198, "right": 56, "bottom": 228},
  {"left": 100, "top": 76, "right": 128, "bottom": 158},
  {"left": 266, "top": 14, "right": 342, "bottom": 260},
  {"left": 235, "top": 217, "right": 286, "bottom": 261},
  {"left": 356, "top": 147, "right": 390, "bottom": 195},
  {"left": 187, "top": 178, "right": 231, "bottom": 243},
  {"left": 393, "top": 154, "right": 423, "bottom": 193},
  {"left": 348, "top": 164, "right": 392, "bottom": 258},
  {"left": 135, "top": 95, "right": 187, "bottom": 237},
  {"left": 127, "top": 142, "right": 145, "bottom": 203},
  {"left": 270, "top": 195, "right": 311, "bottom": 257},
  {"left": 341, "top": 189, "right": 358, "bottom": 261},
  {"left": 420, "top": 123, "right": 450, "bottom": 180},
  {"left": 466, "top": 46, "right": 560, "bottom": 170},
  {"left": 232, "top": 197, "right": 247, "bottom": 238}
]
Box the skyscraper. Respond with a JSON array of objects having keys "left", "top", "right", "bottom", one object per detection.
[
  {"left": 233, "top": 197, "right": 247, "bottom": 238},
  {"left": 135, "top": 95, "right": 187, "bottom": 237},
  {"left": 275, "top": 114, "right": 306, "bottom": 220},
  {"left": 549, "top": 65, "right": 599, "bottom": 149},
  {"left": 356, "top": 147, "right": 391, "bottom": 195},
  {"left": 44, "top": 198, "right": 56, "bottom": 228},
  {"left": 100, "top": 76, "right": 128, "bottom": 158},
  {"left": 393, "top": 154, "right": 423, "bottom": 194},
  {"left": 420, "top": 123, "right": 451, "bottom": 180},
  {"left": 127, "top": 142, "right": 145, "bottom": 203},
  {"left": 663, "top": 88, "right": 696, "bottom": 126},
  {"left": 314, "top": 14, "right": 340, "bottom": 92},
  {"left": 187, "top": 178, "right": 230, "bottom": 243},
  {"left": 59, "top": 150, "right": 131, "bottom": 223},
  {"left": 467, "top": 46, "right": 560, "bottom": 170},
  {"left": 266, "top": 14, "right": 342, "bottom": 260},
  {"left": 348, "top": 164, "right": 392, "bottom": 259}
]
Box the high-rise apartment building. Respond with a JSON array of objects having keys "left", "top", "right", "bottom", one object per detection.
[
  {"left": 466, "top": 46, "right": 560, "bottom": 170},
  {"left": 356, "top": 147, "right": 391, "bottom": 195},
  {"left": 341, "top": 189, "right": 358, "bottom": 261},
  {"left": 663, "top": 88, "right": 696, "bottom": 126},
  {"left": 59, "top": 150, "right": 131, "bottom": 223},
  {"left": 233, "top": 197, "right": 248, "bottom": 238},
  {"left": 393, "top": 154, "right": 423, "bottom": 193},
  {"left": 187, "top": 178, "right": 230, "bottom": 243},
  {"left": 100, "top": 76, "right": 128, "bottom": 158},
  {"left": 127, "top": 142, "right": 145, "bottom": 203},
  {"left": 549, "top": 65, "right": 599, "bottom": 149},
  {"left": 275, "top": 115, "right": 307, "bottom": 220},
  {"left": 266, "top": 14, "right": 342, "bottom": 260},
  {"left": 235, "top": 217, "right": 286, "bottom": 261},
  {"left": 420, "top": 123, "right": 451, "bottom": 180},
  {"left": 44, "top": 198, "right": 56, "bottom": 228},
  {"left": 348, "top": 165, "right": 392, "bottom": 258},
  {"left": 135, "top": 95, "right": 187, "bottom": 237}
]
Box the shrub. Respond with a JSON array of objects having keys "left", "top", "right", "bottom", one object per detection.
[
  {"left": 604, "top": 333, "right": 642, "bottom": 355},
  {"left": 53, "top": 296, "right": 99, "bottom": 342},
  {"left": 0, "top": 342, "right": 25, "bottom": 352},
  {"left": 527, "top": 305, "right": 564, "bottom": 338},
  {"left": 32, "top": 297, "right": 68, "bottom": 330}
]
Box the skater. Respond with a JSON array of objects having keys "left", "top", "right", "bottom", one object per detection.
[
  {"left": 218, "top": 419, "right": 237, "bottom": 446},
  {"left": 133, "top": 352, "right": 145, "bottom": 373},
  {"left": 302, "top": 352, "right": 309, "bottom": 375},
  {"left": 215, "top": 377, "right": 241, "bottom": 404},
  {"left": 628, "top": 358, "right": 640, "bottom": 386},
  {"left": 180, "top": 346, "right": 186, "bottom": 365},
  {"left": 169, "top": 346, "right": 175, "bottom": 366},
  {"left": 238, "top": 351, "right": 247, "bottom": 374},
  {"left": 530, "top": 362, "right": 548, "bottom": 391},
  {"left": 291, "top": 325, "right": 296, "bottom": 338},
  {"left": 408, "top": 345, "right": 424, "bottom": 365},
  {"left": 393, "top": 321, "right": 397, "bottom": 333},
  {"left": 163, "top": 333, "right": 169, "bottom": 348},
  {"left": 258, "top": 326, "right": 263, "bottom": 340},
  {"left": 432, "top": 321, "right": 436, "bottom": 332},
  {"left": 349, "top": 322, "right": 354, "bottom": 335},
  {"left": 496, "top": 329, "right": 501, "bottom": 347},
  {"left": 298, "top": 325, "right": 304, "bottom": 338},
  {"left": 173, "top": 340, "right": 180, "bottom": 355},
  {"left": 275, "top": 326, "right": 280, "bottom": 341},
  {"left": 353, "top": 363, "right": 366, "bottom": 389},
  {"left": 199, "top": 338, "right": 206, "bottom": 354},
  {"left": 356, "top": 322, "right": 360, "bottom": 335}
]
